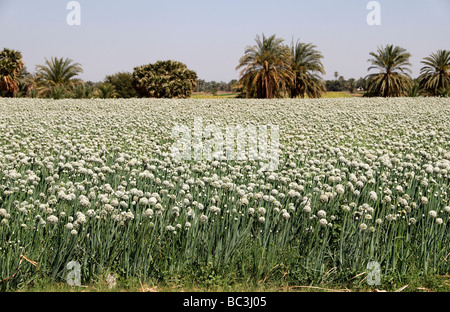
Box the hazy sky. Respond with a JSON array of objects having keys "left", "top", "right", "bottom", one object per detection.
[{"left": 0, "top": 0, "right": 449, "bottom": 82}]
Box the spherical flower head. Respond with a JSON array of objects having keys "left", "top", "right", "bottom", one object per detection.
[
  {"left": 149, "top": 197, "right": 158, "bottom": 206},
  {"left": 445, "top": 206, "right": 450, "bottom": 213},
  {"left": 336, "top": 185, "right": 345, "bottom": 195},
  {"left": 166, "top": 225, "right": 175, "bottom": 231},
  {"left": 76, "top": 212, "right": 86, "bottom": 224},
  {"left": 104, "top": 204, "right": 114, "bottom": 213},
  {"left": 185, "top": 222, "right": 191, "bottom": 229},
  {"left": 288, "top": 203, "right": 295, "bottom": 212},
  {"left": 239, "top": 197, "right": 249, "bottom": 206},
  {"left": 319, "top": 194, "right": 329, "bottom": 203},
  {"left": 200, "top": 214, "right": 208, "bottom": 223},
  {"left": 359, "top": 223, "right": 368, "bottom": 231},
  {"left": 0, "top": 209, "right": 7, "bottom": 218},
  {"left": 209, "top": 206, "right": 220, "bottom": 214},
  {"left": 124, "top": 211, "right": 134, "bottom": 221},
  {"left": 375, "top": 218, "right": 383, "bottom": 225},
  {"left": 436, "top": 218, "right": 443, "bottom": 225},
  {"left": 144, "top": 209, "right": 154, "bottom": 218},
  {"left": 70, "top": 229, "right": 78, "bottom": 235},
  {"left": 282, "top": 212, "right": 290, "bottom": 219},
  {"left": 421, "top": 197, "right": 428, "bottom": 205},
  {"left": 79, "top": 195, "right": 91, "bottom": 208},
  {"left": 139, "top": 197, "right": 149, "bottom": 206},
  {"left": 65, "top": 222, "right": 74, "bottom": 230},
  {"left": 319, "top": 218, "right": 328, "bottom": 227},
  {"left": 258, "top": 216, "right": 265, "bottom": 223},
  {"left": 86, "top": 209, "right": 96, "bottom": 217},
  {"left": 317, "top": 210, "right": 326, "bottom": 218},
  {"left": 258, "top": 207, "right": 266, "bottom": 215},
  {"left": 429, "top": 210, "right": 437, "bottom": 218},
  {"left": 248, "top": 208, "right": 255, "bottom": 215},
  {"left": 47, "top": 215, "right": 58, "bottom": 225},
  {"left": 369, "top": 191, "right": 378, "bottom": 201},
  {"left": 303, "top": 205, "right": 311, "bottom": 213}
]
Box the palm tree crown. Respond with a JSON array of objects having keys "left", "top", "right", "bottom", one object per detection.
[
  {"left": 36, "top": 57, "right": 83, "bottom": 87},
  {"left": 289, "top": 39, "right": 326, "bottom": 98},
  {"left": 418, "top": 50, "right": 450, "bottom": 96},
  {"left": 365, "top": 44, "right": 412, "bottom": 97},
  {"left": 236, "top": 34, "right": 293, "bottom": 98}
]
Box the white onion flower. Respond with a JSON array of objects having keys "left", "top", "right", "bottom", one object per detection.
[{"left": 47, "top": 215, "right": 58, "bottom": 225}]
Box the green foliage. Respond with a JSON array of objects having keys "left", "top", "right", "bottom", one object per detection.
[
  {"left": 104, "top": 72, "right": 137, "bottom": 98},
  {"left": 0, "top": 48, "right": 24, "bottom": 97},
  {"left": 236, "top": 34, "right": 294, "bottom": 99},
  {"left": 418, "top": 50, "right": 450, "bottom": 96},
  {"left": 236, "top": 34, "right": 327, "bottom": 99},
  {"left": 441, "top": 85, "right": 450, "bottom": 97},
  {"left": 365, "top": 44, "right": 413, "bottom": 97},
  {"left": 288, "top": 39, "right": 326, "bottom": 98},
  {"left": 347, "top": 78, "right": 356, "bottom": 93},
  {"left": 35, "top": 57, "right": 83, "bottom": 87},
  {"left": 325, "top": 79, "right": 346, "bottom": 92},
  {"left": 71, "top": 83, "right": 95, "bottom": 99},
  {"left": 194, "top": 80, "right": 238, "bottom": 94},
  {"left": 408, "top": 80, "right": 423, "bottom": 97},
  {"left": 132, "top": 60, "right": 197, "bottom": 98},
  {"left": 49, "top": 85, "right": 67, "bottom": 99},
  {"left": 95, "top": 82, "right": 117, "bottom": 99}
]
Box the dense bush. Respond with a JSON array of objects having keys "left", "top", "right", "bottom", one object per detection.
[{"left": 132, "top": 60, "right": 197, "bottom": 98}]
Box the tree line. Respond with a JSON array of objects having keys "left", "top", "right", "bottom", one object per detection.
[
  {"left": 0, "top": 33, "right": 449, "bottom": 99},
  {"left": 236, "top": 34, "right": 449, "bottom": 98},
  {"left": 194, "top": 80, "right": 239, "bottom": 95}
]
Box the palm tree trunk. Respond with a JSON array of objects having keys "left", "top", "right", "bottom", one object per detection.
[{"left": 265, "top": 75, "right": 270, "bottom": 99}]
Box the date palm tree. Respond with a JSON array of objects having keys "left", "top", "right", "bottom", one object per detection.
[
  {"left": 288, "top": 39, "right": 326, "bottom": 98},
  {"left": 95, "top": 82, "right": 117, "bottom": 99},
  {"left": 0, "top": 48, "right": 25, "bottom": 97},
  {"left": 365, "top": 44, "right": 412, "bottom": 97},
  {"left": 418, "top": 50, "right": 450, "bottom": 96},
  {"left": 132, "top": 60, "right": 197, "bottom": 98},
  {"left": 236, "top": 34, "right": 294, "bottom": 99},
  {"left": 36, "top": 57, "right": 83, "bottom": 87}
]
